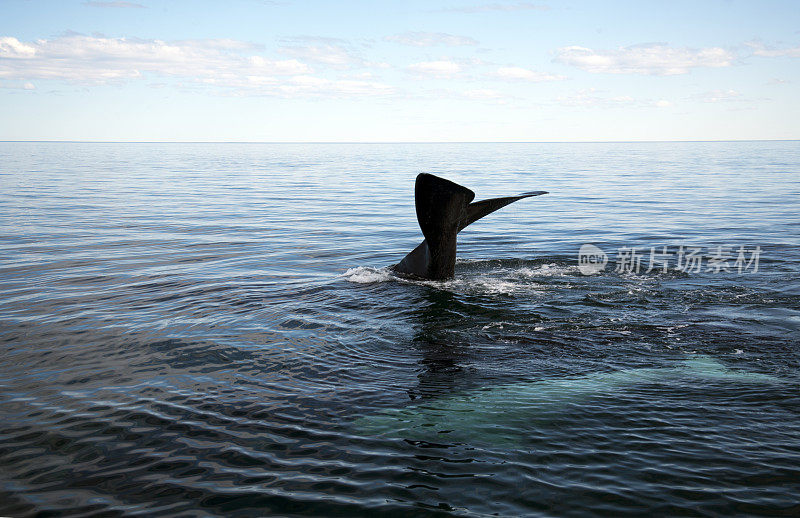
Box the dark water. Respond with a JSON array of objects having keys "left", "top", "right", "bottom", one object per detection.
[{"left": 1, "top": 141, "right": 799, "bottom": 516}]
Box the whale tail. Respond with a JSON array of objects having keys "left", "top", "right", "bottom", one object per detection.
[{"left": 392, "top": 173, "right": 547, "bottom": 280}]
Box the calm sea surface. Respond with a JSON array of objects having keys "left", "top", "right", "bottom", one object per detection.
[{"left": 1, "top": 141, "right": 799, "bottom": 516}]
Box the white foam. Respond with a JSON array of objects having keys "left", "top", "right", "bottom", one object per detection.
[
  {"left": 470, "top": 278, "right": 520, "bottom": 294},
  {"left": 341, "top": 262, "right": 564, "bottom": 295},
  {"left": 341, "top": 266, "right": 394, "bottom": 284},
  {"left": 439, "top": 275, "right": 548, "bottom": 296},
  {"left": 454, "top": 258, "right": 486, "bottom": 264},
  {"left": 515, "top": 263, "right": 578, "bottom": 277}
]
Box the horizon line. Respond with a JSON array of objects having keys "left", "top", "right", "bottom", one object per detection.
[{"left": 1, "top": 139, "right": 799, "bottom": 144}]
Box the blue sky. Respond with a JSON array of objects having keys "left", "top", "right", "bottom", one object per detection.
[{"left": 1, "top": 0, "right": 798, "bottom": 141}]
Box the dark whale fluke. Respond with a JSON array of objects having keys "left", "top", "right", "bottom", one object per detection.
[{"left": 392, "top": 173, "right": 548, "bottom": 280}]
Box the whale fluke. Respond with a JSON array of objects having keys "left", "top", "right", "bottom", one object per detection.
[
  {"left": 392, "top": 173, "right": 548, "bottom": 280},
  {"left": 461, "top": 191, "right": 549, "bottom": 231}
]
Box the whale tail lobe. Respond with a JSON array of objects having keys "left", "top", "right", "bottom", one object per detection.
[{"left": 392, "top": 173, "right": 547, "bottom": 280}]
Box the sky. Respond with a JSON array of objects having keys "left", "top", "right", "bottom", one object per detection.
[{"left": 1, "top": 0, "right": 798, "bottom": 142}]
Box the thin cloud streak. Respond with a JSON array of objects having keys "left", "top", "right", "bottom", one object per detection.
[
  {"left": 493, "top": 66, "right": 565, "bottom": 81},
  {"left": 555, "top": 88, "right": 637, "bottom": 107},
  {"left": 689, "top": 89, "right": 743, "bottom": 103},
  {"left": 556, "top": 44, "right": 734, "bottom": 75},
  {"left": 386, "top": 32, "right": 478, "bottom": 47},
  {"left": 83, "top": 1, "right": 145, "bottom": 8},
  {"left": 278, "top": 36, "right": 368, "bottom": 68},
  {"left": 438, "top": 2, "right": 549, "bottom": 13},
  {"left": 746, "top": 41, "right": 800, "bottom": 58},
  {"left": 406, "top": 60, "right": 462, "bottom": 78}
]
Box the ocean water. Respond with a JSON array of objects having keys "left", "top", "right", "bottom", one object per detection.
[{"left": 0, "top": 141, "right": 799, "bottom": 516}]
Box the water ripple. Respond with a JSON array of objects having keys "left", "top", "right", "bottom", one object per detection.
[{"left": 1, "top": 142, "right": 799, "bottom": 516}]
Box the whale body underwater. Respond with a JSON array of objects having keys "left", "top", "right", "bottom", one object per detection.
[{"left": 353, "top": 357, "right": 780, "bottom": 447}]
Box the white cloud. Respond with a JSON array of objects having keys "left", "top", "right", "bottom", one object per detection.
[
  {"left": 0, "top": 36, "right": 37, "bottom": 58},
  {"left": 194, "top": 74, "right": 394, "bottom": 98},
  {"left": 557, "top": 90, "right": 673, "bottom": 108},
  {"left": 271, "top": 76, "right": 394, "bottom": 97},
  {"left": 690, "top": 89, "right": 742, "bottom": 103},
  {"left": 462, "top": 88, "right": 503, "bottom": 100},
  {"left": 279, "top": 44, "right": 354, "bottom": 66},
  {"left": 407, "top": 60, "right": 462, "bottom": 78},
  {"left": 768, "top": 78, "right": 790, "bottom": 85},
  {"left": 0, "top": 35, "right": 309, "bottom": 84},
  {"left": 386, "top": 31, "right": 478, "bottom": 47},
  {"left": 746, "top": 41, "right": 800, "bottom": 58},
  {"left": 440, "top": 2, "right": 549, "bottom": 13},
  {"left": 494, "top": 66, "right": 564, "bottom": 81},
  {"left": 556, "top": 43, "right": 734, "bottom": 75},
  {"left": 278, "top": 37, "right": 364, "bottom": 67},
  {"left": 556, "top": 88, "right": 638, "bottom": 107},
  {"left": 0, "top": 80, "right": 36, "bottom": 90},
  {"left": 0, "top": 34, "right": 399, "bottom": 98}
]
